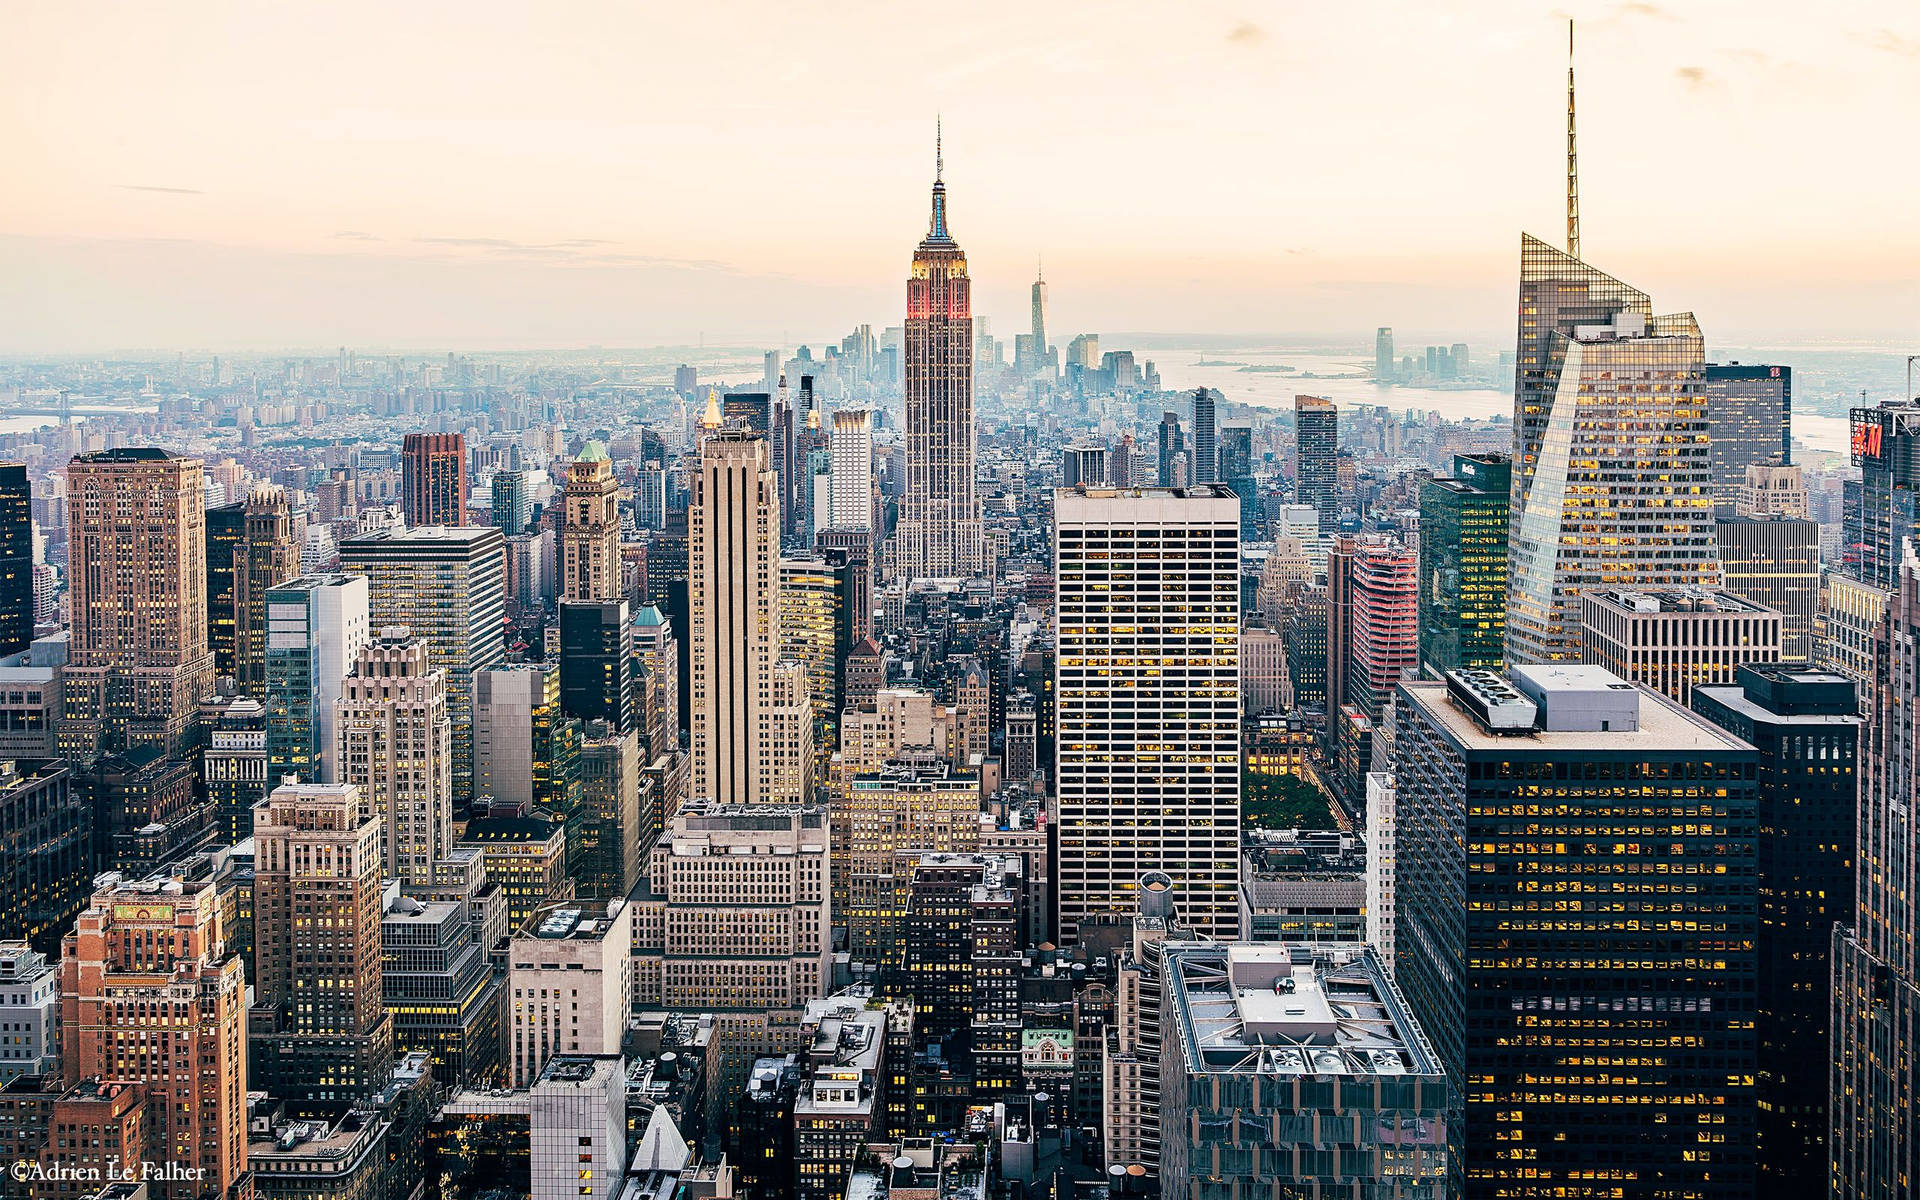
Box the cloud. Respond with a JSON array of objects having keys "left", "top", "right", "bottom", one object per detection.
[
  {"left": 1855, "top": 28, "right": 1920, "bottom": 57},
  {"left": 1616, "top": 1, "right": 1674, "bottom": 19},
  {"left": 408, "top": 235, "right": 727, "bottom": 271},
  {"left": 1227, "top": 22, "right": 1265, "bottom": 46},
  {"left": 331, "top": 231, "right": 382, "bottom": 241},
  {"left": 1675, "top": 66, "right": 1716, "bottom": 90},
  {"left": 117, "top": 184, "right": 204, "bottom": 195}
]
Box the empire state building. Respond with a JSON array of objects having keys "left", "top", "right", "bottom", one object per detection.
[{"left": 889, "top": 127, "right": 986, "bottom": 582}]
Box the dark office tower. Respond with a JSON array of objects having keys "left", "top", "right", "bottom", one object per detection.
[
  {"left": 1714, "top": 513, "right": 1820, "bottom": 661},
  {"left": 1417, "top": 453, "right": 1510, "bottom": 677},
  {"left": 1294, "top": 394, "right": 1338, "bottom": 531},
  {"left": 1190, "top": 387, "right": 1218, "bottom": 483},
  {"left": 1324, "top": 536, "right": 1356, "bottom": 719},
  {"left": 202, "top": 693, "right": 268, "bottom": 847},
  {"left": 0, "top": 464, "right": 31, "bottom": 655},
  {"left": 891, "top": 126, "right": 986, "bottom": 580},
  {"left": 814, "top": 527, "right": 874, "bottom": 643},
  {"left": 559, "top": 599, "right": 634, "bottom": 733},
  {"left": 1374, "top": 327, "right": 1394, "bottom": 382},
  {"left": 250, "top": 781, "right": 394, "bottom": 1113},
  {"left": 723, "top": 391, "right": 773, "bottom": 436},
  {"left": 674, "top": 363, "right": 697, "bottom": 397},
  {"left": 0, "top": 761, "right": 86, "bottom": 955},
  {"left": 1395, "top": 665, "right": 1758, "bottom": 1198},
  {"left": 1157, "top": 412, "right": 1185, "bottom": 487},
  {"left": 1703, "top": 362, "right": 1792, "bottom": 510},
  {"left": 1692, "top": 665, "right": 1859, "bottom": 1189},
  {"left": 492, "top": 468, "right": 530, "bottom": 535},
  {"left": 1283, "top": 582, "right": 1328, "bottom": 709},
  {"left": 1847, "top": 399, "right": 1920, "bottom": 590},
  {"left": 1832, "top": 558, "right": 1920, "bottom": 1200},
  {"left": 61, "top": 449, "right": 214, "bottom": 760},
  {"left": 232, "top": 485, "right": 301, "bottom": 690},
  {"left": 1219, "top": 421, "right": 1257, "bottom": 536},
  {"left": 1346, "top": 536, "right": 1417, "bottom": 721},
  {"left": 204, "top": 500, "right": 248, "bottom": 678},
  {"left": 401, "top": 431, "right": 467, "bottom": 527}
]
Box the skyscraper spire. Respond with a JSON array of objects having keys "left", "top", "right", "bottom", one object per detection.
[
  {"left": 925, "top": 116, "right": 953, "bottom": 245},
  {"left": 936, "top": 114, "right": 943, "bottom": 182},
  {"left": 1566, "top": 19, "right": 1581, "bottom": 260}
]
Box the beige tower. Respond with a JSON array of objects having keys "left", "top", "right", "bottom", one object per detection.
[
  {"left": 233, "top": 484, "right": 302, "bottom": 689},
  {"left": 336, "top": 626, "right": 453, "bottom": 887},
  {"left": 562, "top": 442, "right": 622, "bottom": 602},
  {"left": 690, "top": 428, "right": 808, "bottom": 804},
  {"left": 61, "top": 448, "right": 215, "bottom": 759}
]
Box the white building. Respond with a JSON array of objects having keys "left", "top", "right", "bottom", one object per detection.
[
  {"left": 529, "top": 1055, "right": 628, "bottom": 1200},
  {"left": 264, "top": 573, "right": 370, "bottom": 785},
  {"left": 336, "top": 626, "right": 452, "bottom": 887},
  {"left": 828, "top": 409, "right": 873, "bottom": 533},
  {"left": 1055, "top": 485, "right": 1242, "bottom": 941},
  {"left": 1364, "top": 771, "right": 1397, "bottom": 970},
  {"left": 0, "top": 942, "right": 58, "bottom": 1082},
  {"left": 508, "top": 900, "right": 634, "bottom": 1088}
]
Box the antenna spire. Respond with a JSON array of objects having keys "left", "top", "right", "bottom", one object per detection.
[
  {"left": 936, "top": 115, "right": 943, "bottom": 183},
  {"left": 1566, "top": 19, "right": 1581, "bottom": 260}
]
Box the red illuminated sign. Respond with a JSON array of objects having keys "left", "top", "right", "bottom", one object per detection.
[{"left": 1854, "top": 422, "right": 1883, "bottom": 460}]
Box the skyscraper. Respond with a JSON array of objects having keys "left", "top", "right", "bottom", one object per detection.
[
  {"left": 1417, "top": 453, "right": 1510, "bottom": 677},
  {"left": 1156, "top": 412, "right": 1185, "bottom": 487},
  {"left": 60, "top": 870, "right": 249, "bottom": 1200},
  {"left": 1846, "top": 398, "right": 1920, "bottom": 590},
  {"left": 1346, "top": 536, "right": 1418, "bottom": 720},
  {"left": 61, "top": 448, "right": 214, "bottom": 759},
  {"left": 1374, "top": 326, "right": 1395, "bottom": 382},
  {"left": 1395, "top": 665, "right": 1757, "bottom": 1197},
  {"left": 1714, "top": 512, "right": 1821, "bottom": 661},
  {"left": 249, "top": 781, "right": 393, "bottom": 1111},
  {"left": 1293, "top": 394, "right": 1338, "bottom": 531},
  {"left": 401, "top": 432, "right": 467, "bottom": 527},
  {"left": 1831, "top": 554, "right": 1920, "bottom": 1200},
  {"left": 1029, "top": 261, "right": 1048, "bottom": 375},
  {"left": 232, "top": 485, "right": 302, "bottom": 689},
  {"left": 264, "top": 573, "right": 372, "bottom": 785},
  {"left": 335, "top": 627, "right": 452, "bottom": 888},
  {"left": 559, "top": 599, "right": 635, "bottom": 733},
  {"left": 827, "top": 408, "right": 873, "bottom": 533},
  {"left": 1702, "top": 361, "right": 1792, "bottom": 509},
  {"left": 1190, "top": 388, "right": 1218, "bottom": 484},
  {"left": 0, "top": 463, "right": 32, "bottom": 656},
  {"left": 339, "top": 524, "right": 505, "bottom": 809},
  {"left": 1692, "top": 665, "right": 1859, "bottom": 1189},
  {"left": 890, "top": 127, "right": 986, "bottom": 581},
  {"left": 492, "top": 468, "right": 531, "bottom": 536},
  {"left": 779, "top": 551, "right": 850, "bottom": 768},
  {"left": 562, "top": 443, "right": 621, "bottom": 602},
  {"left": 690, "top": 428, "right": 808, "bottom": 805},
  {"left": 1054, "top": 485, "right": 1240, "bottom": 941}
]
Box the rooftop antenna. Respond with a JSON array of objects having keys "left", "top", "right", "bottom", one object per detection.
[{"left": 1566, "top": 19, "right": 1581, "bottom": 260}]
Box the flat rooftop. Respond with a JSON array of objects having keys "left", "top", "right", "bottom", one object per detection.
[
  {"left": 1586, "top": 587, "right": 1772, "bottom": 616},
  {"left": 1404, "top": 677, "right": 1751, "bottom": 753}
]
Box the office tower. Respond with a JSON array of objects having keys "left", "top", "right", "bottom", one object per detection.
[
  {"left": 1692, "top": 666, "right": 1859, "bottom": 1188},
  {"left": 456, "top": 813, "right": 571, "bottom": 939},
  {"left": 1054, "top": 486, "right": 1240, "bottom": 941},
  {"left": 1345, "top": 536, "right": 1417, "bottom": 719},
  {"left": 559, "top": 599, "right": 635, "bottom": 732},
  {"left": 0, "top": 464, "right": 30, "bottom": 656},
  {"left": 401, "top": 432, "right": 467, "bottom": 526},
  {"left": 202, "top": 694, "right": 268, "bottom": 846},
  {"left": 1374, "top": 327, "right": 1395, "bottom": 382},
  {"left": 1158, "top": 944, "right": 1448, "bottom": 1198},
  {"left": 0, "top": 762, "right": 86, "bottom": 954},
  {"left": 890, "top": 130, "right": 986, "bottom": 582},
  {"left": 1831, "top": 556, "right": 1920, "bottom": 1200},
  {"left": 1156, "top": 412, "right": 1185, "bottom": 487},
  {"left": 1240, "top": 623, "right": 1288, "bottom": 716},
  {"left": 780, "top": 552, "right": 850, "bottom": 766},
  {"left": 690, "top": 428, "right": 795, "bottom": 804},
  {"left": 85, "top": 745, "right": 210, "bottom": 874},
  {"left": 339, "top": 525, "right": 505, "bottom": 808},
  {"left": 335, "top": 628, "right": 452, "bottom": 888},
  {"left": 527, "top": 1055, "right": 631, "bottom": 1200},
  {"left": 380, "top": 889, "right": 504, "bottom": 1087},
  {"left": 1284, "top": 581, "right": 1328, "bottom": 709},
  {"left": 1102, "top": 877, "right": 1188, "bottom": 1176},
  {"left": 505, "top": 899, "right": 632, "bottom": 1088},
  {"left": 1505, "top": 240, "right": 1721, "bottom": 663},
  {"left": 1739, "top": 461, "right": 1811, "bottom": 518},
  {"left": 562, "top": 443, "right": 621, "bottom": 601},
  {"left": 1324, "top": 535, "right": 1357, "bottom": 719},
  {"left": 1418, "top": 453, "right": 1510, "bottom": 677},
  {"left": 263, "top": 573, "right": 371, "bottom": 784},
  {"left": 1030, "top": 262, "right": 1048, "bottom": 368},
  {"left": 61, "top": 449, "right": 214, "bottom": 759},
  {"left": 1190, "top": 388, "right": 1218, "bottom": 484},
  {"left": 828, "top": 409, "right": 874, "bottom": 532},
  {"left": 492, "top": 468, "right": 531, "bottom": 535},
  {"left": 229, "top": 486, "right": 301, "bottom": 689},
  {"left": 0, "top": 942, "right": 58, "bottom": 1083},
  {"left": 813, "top": 527, "right": 873, "bottom": 645},
  {"left": 1579, "top": 586, "right": 1782, "bottom": 704},
  {"left": 1704, "top": 362, "right": 1792, "bottom": 509},
  {"left": 1219, "top": 421, "right": 1257, "bottom": 535},
  {"left": 250, "top": 781, "right": 394, "bottom": 1110},
  {"left": 1364, "top": 771, "right": 1398, "bottom": 964},
  {"left": 734, "top": 1055, "right": 802, "bottom": 1198},
  {"left": 632, "top": 604, "right": 681, "bottom": 758},
  {"left": 723, "top": 391, "right": 773, "bottom": 436},
  {"left": 60, "top": 872, "right": 249, "bottom": 1200},
  {"left": 630, "top": 801, "right": 831, "bottom": 1105},
  {"left": 576, "top": 723, "right": 643, "bottom": 897},
  {"left": 1394, "top": 665, "right": 1757, "bottom": 1197},
  {"left": 793, "top": 1000, "right": 895, "bottom": 1200},
  {"left": 838, "top": 764, "right": 980, "bottom": 968},
  {"left": 1059, "top": 445, "right": 1104, "bottom": 489},
  {"left": 475, "top": 663, "right": 573, "bottom": 811},
  {"left": 1847, "top": 398, "right": 1920, "bottom": 589},
  {"left": 1294, "top": 394, "right": 1338, "bottom": 530},
  {"left": 1714, "top": 513, "right": 1820, "bottom": 660},
  {"left": 205, "top": 499, "right": 248, "bottom": 678}
]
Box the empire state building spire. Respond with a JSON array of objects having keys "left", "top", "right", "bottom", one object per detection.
[{"left": 924, "top": 116, "right": 954, "bottom": 247}]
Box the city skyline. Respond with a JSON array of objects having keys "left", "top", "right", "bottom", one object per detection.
[{"left": 3, "top": 2, "right": 1917, "bottom": 352}]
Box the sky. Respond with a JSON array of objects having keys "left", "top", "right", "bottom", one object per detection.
[{"left": 1, "top": 0, "right": 1916, "bottom": 354}]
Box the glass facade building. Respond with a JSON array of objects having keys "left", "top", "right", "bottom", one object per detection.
[
  {"left": 1703, "top": 363, "right": 1792, "bottom": 511},
  {"left": 1418, "top": 453, "right": 1510, "bottom": 678},
  {"left": 1295, "top": 394, "right": 1338, "bottom": 531}
]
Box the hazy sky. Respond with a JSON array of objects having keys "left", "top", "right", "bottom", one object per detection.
[{"left": 2, "top": 1, "right": 1916, "bottom": 353}]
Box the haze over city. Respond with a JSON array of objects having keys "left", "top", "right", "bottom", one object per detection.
[{"left": 3, "top": 0, "right": 1917, "bottom": 351}]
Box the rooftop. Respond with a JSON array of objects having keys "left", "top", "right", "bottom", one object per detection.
[
  {"left": 1407, "top": 669, "right": 1751, "bottom": 753},
  {"left": 1586, "top": 587, "right": 1773, "bottom": 616}
]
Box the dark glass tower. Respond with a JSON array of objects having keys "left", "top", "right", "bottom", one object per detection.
[
  {"left": 1692, "top": 664, "right": 1859, "bottom": 1189},
  {"left": 1294, "top": 394, "right": 1338, "bottom": 530},
  {"left": 1190, "top": 387, "right": 1217, "bottom": 483},
  {"left": 1847, "top": 398, "right": 1920, "bottom": 590},
  {"left": 1157, "top": 411, "right": 1185, "bottom": 486},
  {"left": 1395, "top": 665, "right": 1758, "bottom": 1197},
  {"left": 205, "top": 500, "right": 248, "bottom": 679},
  {"left": 401, "top": 431, "right": 468, "bottom": 527},
  {"left": 0, "top": 464, "right": 31, "bottom": 655},
  {"left": 1417, "top": 453, "right": 1510, "bottom": 677},
  {"left": 1703, "top": 362, "right": 1792, "bottom": 510},
  {"left": 558, "top": 599, "right": 634, "bottom": 733}
]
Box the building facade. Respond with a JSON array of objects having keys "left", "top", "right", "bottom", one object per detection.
[
  {"left": 1417, "top": 453, "right": 1510, "bottom": 677},
  {"left": 335, "top": 628, "right": 452, "bottom": 888}
]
